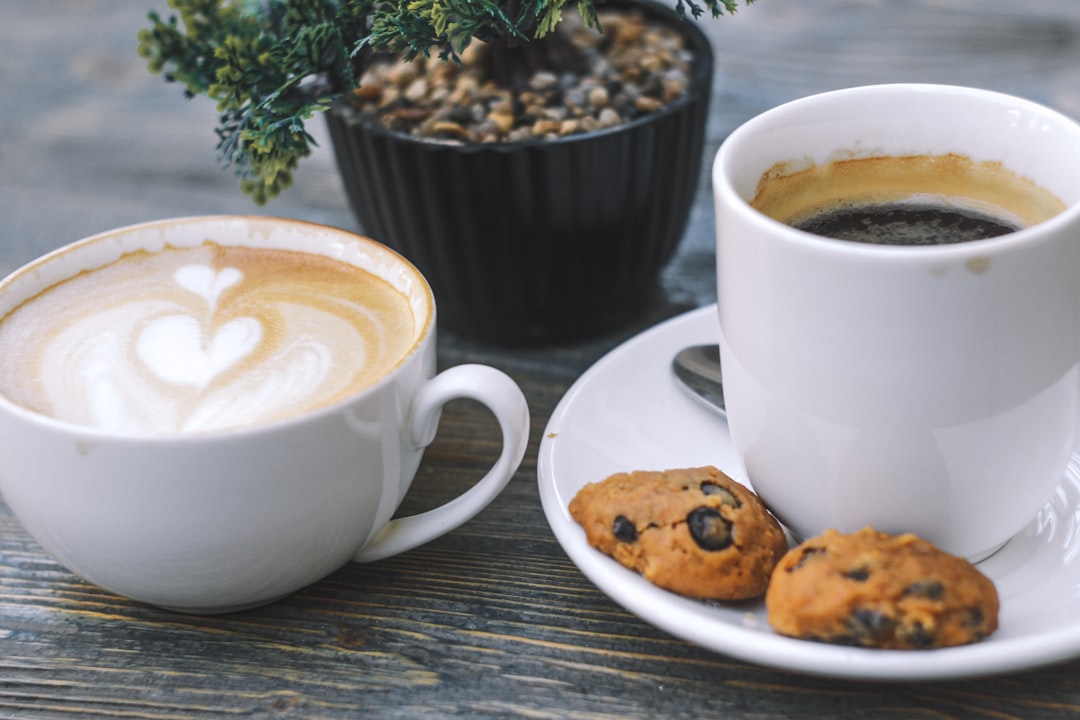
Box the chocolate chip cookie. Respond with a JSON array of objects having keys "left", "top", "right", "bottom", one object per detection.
[
  {"left": 765, "top": 527, "right": 999, "bottom": 649},
  {"left": 568, "top": 466, "right": 789, "bottom": 600}
]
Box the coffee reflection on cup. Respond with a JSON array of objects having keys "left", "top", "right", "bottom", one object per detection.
[
  {"left": 0, "top": 216, "right": 530, "bottom": 612},
  {"left": 712, "top": 84, "right": 1080, "bottom": 560}
]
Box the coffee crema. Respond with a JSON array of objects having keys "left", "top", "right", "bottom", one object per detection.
[
  {"left": 0, "top": 243, "right": 416, "bottom": 434},
  {"left": 750, "top": 153, "right": 1066, "bottom": 245}
]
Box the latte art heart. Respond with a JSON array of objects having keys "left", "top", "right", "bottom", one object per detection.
[
  {"left": 0, "top": 244, "right": 417, "bottom": 434},
  {"left": 174, "top": 265, "right": 243, "bottom": 309},
  {"left": 136, "top": 314, "right": 262, "bottom": 389}
]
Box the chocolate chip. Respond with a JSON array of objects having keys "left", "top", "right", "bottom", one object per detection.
[
  {"left": 687, "top": 507, "right": 733, "bottom": 551},
  {"left": 787, "top": 546, "right": 825, "bottom": 572},
  {"left": 965, "top": 607, "right": 985, "bottom": 628},
  {"left": 847, "top": 609, "right": 895, "bottom": 645},
  {"left": 612, "top": 515, "right": 638, "bottom": 543},
  {"left": 843, "top": 566, "right": 870, "bottom": 582},
  {"left": 903, "top": 579, "right": 945, "bottom": 600},
  {"left": 699, "top": 481, "right": 742, "bottom": 508},
  {"left": 900, "top": 621, "right": 935, "bottom": 649}
]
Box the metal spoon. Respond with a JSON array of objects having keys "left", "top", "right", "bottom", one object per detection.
[{"left": 671, "top": 344, "right": 726, "bottom": 417}]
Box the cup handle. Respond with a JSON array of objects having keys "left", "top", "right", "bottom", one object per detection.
[{"left": 352, "top": 364, "right": 529, "bottom": 563}]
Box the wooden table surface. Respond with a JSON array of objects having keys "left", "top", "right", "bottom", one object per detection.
[{"left": 4, "top": 1, "right": 1080, "bottom": 718}]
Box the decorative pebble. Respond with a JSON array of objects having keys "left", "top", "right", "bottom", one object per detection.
[
  {"left": 597, "top": 107, "right": 622, "bottom": 128},
  {"left": 403, "top": 78, "right": 428, "bottom": 102},
  {"left": 530, "top": 71, "right": 559, "bottom": 91},
  {"left": 351, "top": 8, "right": 694, "bottom": 143},
  {"left": 487, "top": 111, "right": 515, "bottom": 134},
  {"left": 635, "top": 96, "right": 664, "bottom": 113},
  {"left": 588, "top": 86, "right": 610, "bottom": 109}
]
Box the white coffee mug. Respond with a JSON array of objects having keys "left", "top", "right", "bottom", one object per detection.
[
  {"left": 0, "top": 216, "right": 529, "bottom": 612},
  {"left": 713, "top": 85, "right": 1080, "bottom": 559}
]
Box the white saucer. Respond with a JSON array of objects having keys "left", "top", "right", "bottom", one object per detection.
[{"left": 538, "top": 304, "right": 1080, "bottom": 680}]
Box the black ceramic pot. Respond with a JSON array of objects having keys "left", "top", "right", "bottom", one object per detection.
[{"left": 326, "top": 0, "right": 713, "bottom": 345}]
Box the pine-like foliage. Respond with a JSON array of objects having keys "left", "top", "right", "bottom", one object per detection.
[{"left": 138, "top": 0, "right": 751, "bottom": 203}]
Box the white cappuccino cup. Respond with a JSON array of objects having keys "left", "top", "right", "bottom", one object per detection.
[
  {"left": 713, "top": 85, "right": 1080, "bottom": 559},
  {"left": 0, "top": 216, "right": 529, "bottom": 612}
]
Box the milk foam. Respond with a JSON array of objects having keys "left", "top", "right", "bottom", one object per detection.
[{"left": 0, "top": 244, "right": 416, "bottom": 434}]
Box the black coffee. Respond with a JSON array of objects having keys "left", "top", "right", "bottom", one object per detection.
[{"left": 793, "top": 202, "right": 1020, "bottom": 246}]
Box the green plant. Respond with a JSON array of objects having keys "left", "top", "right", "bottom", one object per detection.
[{"left": 138, "top": 0, "right": 751, "bottom": 203}]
